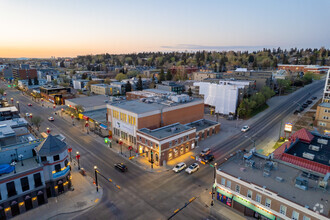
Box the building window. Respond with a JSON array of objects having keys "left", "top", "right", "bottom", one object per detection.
[
  {"left": 320, "top": 122, "right": 327, "bottom": 126},
  {"left": 54, "top": 164, "right": 61, "bottom": 173},
  {"left": 53, "top": 155, "right": 60, "bottom": 161},
  {"left": 247, "top": 190, "right": 252, "bottom": 198},
  {"left": 139, "top": 136, "right": 142, "bottom": 141},
  {"left": 65, "top": 159, "right": 68, "bottom": 167},
  {"left": 180, "top": 147, "right": 184, "bottom": 155},
  {"left": 6, "top": 181, "right": 17, "bottom": 198},
  {"left": 20, "top": 177, "right": 30, "bottom": 192},
  {"left": 221, "top": 178, "right": 226, "bottom": 185},
  {"left": 292, "top": 211, "right": 299, "bottom": 220},
  {"left": 174, "top": 149, "right": 179, "bottom": 157},
  {"left": 279, "top": 205, "right": 287, "bottom": 215},
  {"left": 169, "top": 142, "right": 172, "bottom": 147},
  {"left": 303, "top": 216, "right": 310, "bottom": 220},
  {"left": 265, "top": 198, "right": 271, "bottom": 208},
  {"left": 186, "top": 144, "right": 189, "bottom": 152},
  {"left": 325, "top": 109, "right": 328, "bottom": 113},
  {"left": 226, "top": 180, "right": 231, "bottom": 188},
  {"left": 256, "top": 194, "right": 261, "bottom": 203},
  {"left": 186, "top": 135, "right": 189, "bottom": 140},
  {"left": 323, "top": 116, "right": 329, "bottom": 120},
  {"left": 41, "top": 156, "right": 47, "bottom": 162},
  {"left": 168, "top": 152, "right": 173, "bottom": 160},
  {"left": 235, "top": 185, "right": 240, "bottom": 193}
]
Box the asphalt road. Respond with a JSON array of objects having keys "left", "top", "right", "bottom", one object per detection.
[{"left": 1, "top": 80, "right": 324, "bottom": 220}]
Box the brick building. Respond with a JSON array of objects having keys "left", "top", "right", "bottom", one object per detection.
[
  {"left": 12, "top": 68, "right": 37, "bottom": 80},
  {"left": 314, "top": 102, "right": 330, "bottom": 132},
  {"left": 214, "top": 153, "right": 329, "bottom": 220},
  {"left": 278, "top": 64, "right": 329, "bottom": 74}
]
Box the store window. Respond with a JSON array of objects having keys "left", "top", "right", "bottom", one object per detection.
[
  {"left": 180, "top": 147, "right": 184, "bottom": 155},
  {"left": 247, "top": 190, "right": 252, "bottom": 198},
  {"left": 174, "top": 149, "right": 179, "bottom": 157},
  {"left": 168, "top": 152, "right": 173, "bottom": 160},
  {"left": 265, "top": 198, "right": 271, "bottom": 208},
  {"left": 256, "top": 194, "right": 261, "bottom": 203}
]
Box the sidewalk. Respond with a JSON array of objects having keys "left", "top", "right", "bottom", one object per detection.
[{"left": 15, "top": 165, "right": 103, "bottom": 220}]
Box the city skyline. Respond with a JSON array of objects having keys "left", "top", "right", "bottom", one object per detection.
[{"left": 1, "top": 0, "right": 329, "bottom": 58}]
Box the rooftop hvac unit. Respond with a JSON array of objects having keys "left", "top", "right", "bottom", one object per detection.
[
  {"left": 171, "top": 127, "right": 177, "bottom": 133},
  {"left": 302, "top": 152, "right": 315, "bottom": 160},
  {"left": 308, "top": 145, "right": 321, "bottom": 151},
  {"left": 317, "top": 138, "right": 328, "bottom": 145}
]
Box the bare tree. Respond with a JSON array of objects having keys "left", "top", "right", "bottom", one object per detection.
[{"left": 31, "top": 116, "right": 43, "bottom": 131}]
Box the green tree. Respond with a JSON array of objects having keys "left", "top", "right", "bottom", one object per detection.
[
  {"left": 187, "top": 87, "right": 193, "bottom": 97},
  {"left": 136, "top": 76, "right": 143, "bottom": 91},
  {"left": 52, "top": 79, "right": 58, "bottom": 85},
  {"left": 34, "top": 77, "right": 39, "bottom": 85},
  {"left": 104, "top": 78, "right": 111, "bottom": 85},
  {"left": 81, "top": 73, "right": 88, "bottom": 79},
  {"left": 0, "top": 88, "right": 5, "bottom": 96},
  {"left": 158, "top": 69, "right": 165, "bottom": 83},
  {"left": 166, "top": 69, "right": 172, "bottom": 80},
  {"left": 31, "top": 116, "right": 43, "bottom": 131},
  {"left": 302, "top": 72, "right": 313, "bottom": 85},
  {"left": 149, "top": 74, "right": 156, "bottom": 89},
  {"left": 125, "top": 81, "right": 132, "bottom": 92},
  {"left": 277, "top": 79, "right": 291, "bottom": 95},
  {"left": 115, "top": 73, "right": 127, "bottom": 81},
  {"left": 28, "top": 78, "right": 32, "bottom": 86},
  {"left": 252, "top": 58, "right": 257, "bottom": 69},
  {"left": 248, "top": 55, "right": 254, "bottom": 63}
]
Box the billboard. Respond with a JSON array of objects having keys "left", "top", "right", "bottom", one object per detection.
[{"left": 284, "top": 123, "right": 293, "bottom": 132}]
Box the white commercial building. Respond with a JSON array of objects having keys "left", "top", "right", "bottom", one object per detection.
[
  {"left": 323, "top": 69, "right": 330, "bottom": 103},
  {"left": 194, "top": 81, "right": 250, "bottom": 115}
]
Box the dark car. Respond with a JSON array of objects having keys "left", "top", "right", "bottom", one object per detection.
[
  {"left": 302, "top": 103, "right": 308, "bottom": 108},
  {"left": 293, "top": 110, "right": 300, "bottom": 115},
  {"left": 311, "top": 96, "right": 317, "bottom": 100},
  {"left": 114, "top": 163, "right": 127, "bottom": 172},
  {"left": 202, "top": 154, "right": 214, "bottom": 163},
  {"left": 306, "top": 100, "right": 313, "bottom": 104},
  {"left": 299, "top": 106, "right": 305, "bottom": 111}
]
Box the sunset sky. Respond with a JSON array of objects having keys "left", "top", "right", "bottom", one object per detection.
[{"left": 1, "top": 0, "right": 329, "bottom": 58}]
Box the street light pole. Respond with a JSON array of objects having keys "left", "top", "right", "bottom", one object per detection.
[
  {"left": 119, "top": 139, "right": 122, "bottom": 154},
  {"left": 76, "top": 151, "right": 80, "bottom": 170},
  {"left": 150, "top": 150, "right": 154, "bottom": 169},
  {"left": 94, "top": 166, "right": 99, "bottom": 192},
  {"left": 16, "top": 101, "right": 20, "bottom": 113},
  {"left": 211, "top": 162, "right": 217, "bottom": 206}
]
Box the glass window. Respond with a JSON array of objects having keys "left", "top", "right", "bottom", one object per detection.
[
  {"left": 41, "top": 156, "right": 47, "bottom": 162},
  {"left": 34, "top": 173, "right": 42, "bottom": 187},
  {"left": 247, "top": 190, "right": 252, "bottom": 198},
  {"left": 279, "top": 205, "right": 287, "bottom": 215},
  {"left": 186, "top": 144, "right": 189, "bottom": 152},
  {"left": 169, "top": 142, "right": 172, "bottom": 147},
  {"left": 265, "top": 198, "right": 271, "bottom": 208},
  {"left": 256, "top": 194, "right": 261, "bottom": 203},
  {"left": 226, "top": 180, "right": 231, "bottom": 188},
  {"left": 292, "top": 211, "right": 299, "bottom": 220},
  {"left": 6, "top": 181, "right": 17, "bottom": 198},
  {"left": 54, "top": 164, "right": 61, "bottom": 173},
  {"left": 168, "top": 152, "right": 173, "bottom": 160},
  {"left": 53, "top": 155, "right": 60, "bottom": 161},
  {"left": 20, "top": 177, "right": 30, "bottom": 192},
  {"left": 303, "top": 216, "right": 310, "bottom": 220},
  {"left": 65, "top": 159, "right": 68, "bottom": 167},
  {"left": 221, "top": 178, "right": 226, "bottom": 185},
  {"left": 180, "top": 147, "right": 184, "bottom": 154},
  {"left": 235, "top": 185, "right": 240, "bottom": 193}
]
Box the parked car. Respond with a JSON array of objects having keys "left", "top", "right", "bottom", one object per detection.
[
  {"left": 293, "top": 110, "right": 300, "bottom": 115},
  {"left": 173, "top": 162, "right": 187, "bottom": 173},
  {"left": 114, "top": 163, "right": 127, "bottom": 172},
  {"left": 200, "top": 148, "right": 211, "bottom": 157},
  {"left": 185, "top": 163, "right": 199, "bottom": 174},
  {"left": 311, "top": 96, "right": 317, "bottom": 100},
  {"left": 299, "top": 106, "right": 304, "bottom": 112},
  {"left": 28, "top": 103, "right": 32, "bottom": 106},
  {"left": 48, "top": 117, "right": 54, "bottom": 121},
  {"left": 25, "top": 113, "right": 30, "bottom": 117},
  {"left": 201, "top": 154, "right": 214, "bottom": 163},
  {"left": 306, "top": 100, "right": 313, "bottom": 104},
  {"left": 241, "top": 125, "right": 250, "bottom": 132},
  {"left": 302, "top": 103, "right": 308, "bottom": 108}
]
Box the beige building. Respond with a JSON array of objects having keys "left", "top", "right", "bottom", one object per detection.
[
  {"left": 314, "top": 102, "right": 330, "bottom": 131},
  {"left": 192, "top": 71, "right": 220, "bottom": 81},
  {"left": 91, "top": 84, "right": 120, "bottom": 96},
  {"left": 214, "top": 154, "right": 329, "bottom": 220}
]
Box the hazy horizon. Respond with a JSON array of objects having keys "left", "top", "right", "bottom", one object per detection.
[{"left": 1, "top": 0, "right": 329, "bottom": 58}]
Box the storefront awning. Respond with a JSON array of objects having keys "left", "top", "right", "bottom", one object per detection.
[
  {"left": 100, "top": 124, "right": 107, "bottom": 129},
  {"left": 233, "top": 196, "right": 275, "bottom": 220},
  {"left": 217, "top": 187, "right": 233, "bottom": 199}
]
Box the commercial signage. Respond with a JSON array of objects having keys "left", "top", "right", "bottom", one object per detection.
[
  {"left": 217, "top": 192, "right": 232, "bottom": 207},
  {"left": 284, "top": 123, "right": 292, "bottom": 132},
  {"left": 53, "top": 166, "right": 70, "bottom": 179}
]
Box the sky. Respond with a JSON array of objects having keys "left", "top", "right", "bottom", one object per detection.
[{"left": 0, "top": 0, "right": 329, "bottom": 58}]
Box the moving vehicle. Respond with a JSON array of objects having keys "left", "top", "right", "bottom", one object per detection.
[
  {"left": 241, "top": 125, "right": 250, "bottom": 132},
  {"left": 201, "top": 154, "right": 214, "bottom": 163},
  {"left": 293, "top": 110, "right": 300, "bottom": 115},
  {"left": 25, "top": 113, "right": 30, "bottom": 117},
  {"left": 28, "top": 103, "right": 32, "bottom": 106},
  {"left": 114, "top": 163, "right": 127, "bottom": 172},
  {"left": 200, "top": 148, "right": 211, "bottom": 157},
  {"left": 185, "top": 163, "right": 199, "bottom": 174},
  {"left": 311, "top": 96, "right": 317, "bottom": 100},
  {"left": 48, "top": 117, "right": 54, "bottom": 121},
  {"left": 173, "top": 162, "right": 187, "bottom": 173}
]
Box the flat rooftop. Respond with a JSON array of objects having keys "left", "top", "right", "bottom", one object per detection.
[
  {"left": 127, "top": 89, "right": 176, "bottom": 97},
  {"left": 185, "top": 119, "right": 219, "bottom": 132},
  {"left": 83, "top": 108, "right": 107, "bottom": 125},
  {"left": 138, "top": 123, "right": 194, "bottom": 139},
  {"left": 319, "top": 102, "right": 330, "bottom": 108},
  {"left": 0, "top": 157, "right": 42, "bottom": 181},
  {"left": 286, "top": 133, "right": 330, "bottom": 167},
  {"left": 108, "top": 97, "right": 203, "bottom": 114},
  {"left": 91, "top": 84, "right": 108, "bottom": 88},
  {"left": 219, "top": 155, "right": 330, "bottom": 215},
  {"left": 66, "top": 95, "right": 109, "bottom": 110}
]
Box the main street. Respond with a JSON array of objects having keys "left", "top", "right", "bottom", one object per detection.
[{"left": 2, "top": 79, "right": 324, "bottom": 220}]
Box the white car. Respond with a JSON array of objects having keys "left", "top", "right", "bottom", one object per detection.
[
  {"left": 48, "top": 117, "right": 54, "bottom": 121},
  {"left": 25, "top": 113, "right": 30, "bottom": 117},
  {"left": 185, "top": 163, "right": 199, "bottom": 174},
  {"left": 241, "top": 125, "right": 250, "bottom": 132},
  {"left": 173, "top": 162, "right": 187, "bottom": 173}
]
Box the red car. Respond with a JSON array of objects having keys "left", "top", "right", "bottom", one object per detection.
[{"left": 28, "top": 103, "right": 32, "bottom": 106}]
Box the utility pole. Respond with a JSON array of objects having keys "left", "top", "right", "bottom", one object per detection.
[
  {"left": 278, "top": 120, "right": 283, "bottom": 140},
  {"left": 94, "top": 166, "right": 99, "bottom": 192}
]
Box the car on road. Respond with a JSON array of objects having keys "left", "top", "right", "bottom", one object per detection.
[
  {"left": 173, "top": 162, "right": 187, "bottom": 173},
  {"left": 199, "top": 148, "right": 211, "bottom": 157},
  {"left": 311, "top": 96, "right": 317, "bottom": 100},
  {"left": 28, "top": 103, "right": 32, "bottom": 106},
  {"left": 114, "top": 163, "right": 127, "bottom": 172},
  {"left": 201, "top": 154, "right": 214, "bottom": 163},
  {"left": 299, "top": 106, "right": 304, "bottom": 111},
  {"left": 302, "top": 103, "right": 308, "bottom": 108},
  {"left": 293, "top": 110, "right": 300, "bottom": 115},
  {"left": 48, "top": 117, "right": 54, "bottom": 121},
  {"left": 306, "top": 100, "right": 313, "bottom": 104},
  {"left": 241, "top": 125, "right": 250, "bottom": 132},
  {"left": 185, "top": 163, "right": 199, "bottom": 174}
]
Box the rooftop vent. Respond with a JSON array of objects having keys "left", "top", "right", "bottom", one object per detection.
[
  {"left": 171, "top": 127, "right": 177, "bottom": 133},
  {"left": 303, "top": 152, "right": 315, "bottom": 160},
  {"left": 317, "top": 138, "right": 328, "bottom": 145},
  {"left": 308, "top": 145, "right": 320, "bottom": 152}
]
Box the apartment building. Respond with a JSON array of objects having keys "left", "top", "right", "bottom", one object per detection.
[
  {"left": 215, "top": 153, "right": 329, "bottom": 220},
  {"left": 322, "top": 69, "right": 330, "bottom": 102},
  {"left": 12, "top": 68, "right": 38, "bottom": 80},
  {"left": 314, "top": 102, "right": 330, "bottom": 132}
]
